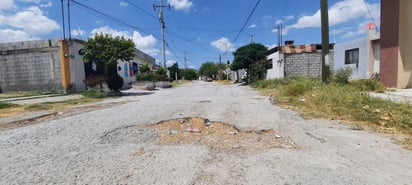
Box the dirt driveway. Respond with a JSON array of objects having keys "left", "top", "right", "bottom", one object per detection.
[{"left": 1, "top": 81, "right": 411, "bottom": 184}]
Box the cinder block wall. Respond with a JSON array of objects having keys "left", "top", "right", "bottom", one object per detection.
[
  {"left": 0, "top": 39, "right": 63, "bottom": 92},
  {"left": 284, "top": 52, "right": 334, "bottom": 78}
]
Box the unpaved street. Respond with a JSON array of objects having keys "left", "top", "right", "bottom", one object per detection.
[{"left": 1, "top": 81, "right": 411, "bottom": 184}]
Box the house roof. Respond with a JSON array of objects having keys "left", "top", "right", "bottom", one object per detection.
[{"left": 267, "top": 43, "right": 334, "bottom": 55}]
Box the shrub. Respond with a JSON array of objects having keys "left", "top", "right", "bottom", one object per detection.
[
  {"left": 106, "top": 74, "right": 124, "bottom": 93},
  {"left": 0, "top": 101, "right": 19, "bottom": 109},
  {"left": 350, "top": 79, "right": 386, "bottom": 92},
  {"left": 81, "top": 89, "right": 106, "bottom": 98},
  {"left": 331, "top": 67, "right": 352, "bottom": 85},
  {"left": 83, "top": 75, "right": 106, "bottom": 87},
  {"left": 136, "top": 72, "right": 155, "bottom": 81}
]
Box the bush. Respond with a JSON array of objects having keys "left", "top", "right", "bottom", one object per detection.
[
  {"left": 331, "top": 67, "right": 352, "bottom": 85},
  {"left": 83, "top": 75, "right": 106, "bottom": 87},
  {"left": 350, "top": 79, "right": 386, "bottom": 92},
  {"left": 136, "top": 72, "right": 155, "bottom": 81},
  {"left": 106, "top": 74, "right": 124, "bottom": 92},
  {"left": 81, "top": 89, "right": 106, "bottom": 98},
  {"left": 0, "top": 101, "right": 19, "bottom": 109}
]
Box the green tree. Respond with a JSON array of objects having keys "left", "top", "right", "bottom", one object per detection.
[
  {"left": 168, "top": 63, "right": 179, "bottom": 80},
  {"left": 181, "top": 69, "right": 198, "bottom": 80},
  {"left": 199, "top": 62, "right": 218, "bottom": 79},
  {"left": 83, "top": 33, "right": 135, "bottom": 93},
  {"left": 231, "top": 43, "right": 267, "bottom": 83}
]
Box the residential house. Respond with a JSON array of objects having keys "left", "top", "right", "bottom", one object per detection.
[
  {"left": 0, "top": 39, "right": 155, "bottom": 92},
  {"left": 266, "top": 41, "right": 334, "bottom": 79},
  {"left": 333, "top": 29, "right": 380, "bottom": 79},
  {"left": 380, "top": 0, "right": 412, "bottom": 88}
]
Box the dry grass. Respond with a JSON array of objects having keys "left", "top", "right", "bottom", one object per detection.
[{"left": 251, "top": 77, "right": 412, "bottom": 150}]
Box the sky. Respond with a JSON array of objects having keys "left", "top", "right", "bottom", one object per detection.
[{"left": 0, "top": 0, "right": 381, "bottom": 69}]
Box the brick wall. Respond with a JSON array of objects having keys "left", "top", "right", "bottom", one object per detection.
[
  {"left": 0, "top": 39, "right": 63, "bottom": 92},
  {"left": 284, "top": 51, "right": 334, "bottom": 78}
]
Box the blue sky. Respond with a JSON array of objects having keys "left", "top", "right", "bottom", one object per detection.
[{"left": 0, "top": 0, "right": 380, "bottom": 69}]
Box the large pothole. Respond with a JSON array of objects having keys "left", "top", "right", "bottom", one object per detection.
[{"left": 146, "top": 117, "right": 296, "bottom": 151}]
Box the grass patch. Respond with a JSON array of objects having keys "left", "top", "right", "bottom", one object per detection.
[
  {"left": 171, "top": 80, "right": 191, "bottom": 87},
  {"left": 0, "top": 101, "right": 19, "bottom": 109},
  {"left": 25, "top": 103, "right": 53, "bottom": 111},
  {"left": 81, "top": 89, "right": 107, "bottom": 99},
  {"left": 0, "top": 91, "right": 59, "bottom": 100},
  {"left": 251, "top": 77, "right": 412, "bottom": 136}
]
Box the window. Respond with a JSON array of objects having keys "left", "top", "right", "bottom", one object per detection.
[
  {"left": 266, "top": 59, "right": 273, "bottom": 69},
  {"left": 345, "top": 48, "right": 359, "bottom": 65}
]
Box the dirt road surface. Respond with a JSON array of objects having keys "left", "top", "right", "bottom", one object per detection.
[{"left": 1, "top": 81, "right": 411, "bottom": 184}]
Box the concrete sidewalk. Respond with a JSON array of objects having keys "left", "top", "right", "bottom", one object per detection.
[{"left": 368, "top": 88, "right": 412, "bottom": 104}]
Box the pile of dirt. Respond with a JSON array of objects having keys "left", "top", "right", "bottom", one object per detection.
[{"left": 147, "top": 117, "right": 296, "bottom": 151}]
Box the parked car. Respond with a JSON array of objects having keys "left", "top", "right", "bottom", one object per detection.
[{"left": 207, "top": 77, "right": 213, "bottom": 82}]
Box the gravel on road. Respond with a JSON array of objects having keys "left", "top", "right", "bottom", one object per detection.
[{"left": 1, "top": 81, "right": 411, "bottom": 185}]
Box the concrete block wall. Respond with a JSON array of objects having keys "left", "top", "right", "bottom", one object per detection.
[
  {"left": 0, "top": 39, "right": 63, "bottom": 92},
  {"left": 284, "top": 52, "right": 334, "bottom": 78}
]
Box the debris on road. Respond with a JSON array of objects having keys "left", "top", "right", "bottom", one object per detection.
[{"left": 147, "top": 117, "right": 296, "bottom": 151}]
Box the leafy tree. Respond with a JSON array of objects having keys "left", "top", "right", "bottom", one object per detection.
[
  {"left": 83, "top": 33, "right": 135, "bottom": 93},
  {"left": 231, "top": 43, "right": 267, "bottom": 83},
  {"left": 168, "top": 63, "right": 179, "bottom": 80},
  {"left": 181, "top": 69, "right": 198, "bottom": 80},
  {"left": 139, "top": 63, "right": 151, "bottom": 73},
  {"left": 199, "top": 62, "right": 218, "bottom": 78}
]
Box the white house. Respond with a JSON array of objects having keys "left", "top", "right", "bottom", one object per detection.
[{"left": 333, "top": 29, "right": 380, "bottom": 79}]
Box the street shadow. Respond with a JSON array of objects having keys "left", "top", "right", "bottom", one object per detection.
[
  {"left": 121, "top": 92, "right": 155, "bottom": 96},
  {"left": 238, "top": 82, "right": 249, "bottom": 86}
]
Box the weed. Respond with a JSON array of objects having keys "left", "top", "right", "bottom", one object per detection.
[
  {"left": 0, "top": 101, "right": 19, "bottom": 109},
  {"left": 251, "top": 77, "right": 412, "bottom": 135},
  {"left": 25, "top": 103, "right": 52, "bottom": 111},
  {"left": 81, "top": 90, "right": 106, "bottom": 98}
]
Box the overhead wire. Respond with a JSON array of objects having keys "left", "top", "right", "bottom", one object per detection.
[
  {"left": 230, "top": 0, "right": 261, "bottom": 51},
  {"left": 70, "top": 0, "right": 157, "bottom": 36}
]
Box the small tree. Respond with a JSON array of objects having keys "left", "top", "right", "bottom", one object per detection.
[
  {"left": 199, "top": 62, "right": 218, "bottom": 79},
  {"left": 168, "top": 63, "right": 179, "bottom": 81},
  {"left": 232, "top": 43, "right": 267, "bottom": 83},
  {"left": 83, "top": 33, "right": 135, "bottom": 94},
  {"left": 181, "top": 69, "right": 198, "bottom": 80}
]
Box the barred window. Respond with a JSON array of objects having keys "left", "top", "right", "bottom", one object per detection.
[{"left": 345, "top": 48, "right": 359, "bottom": 65}]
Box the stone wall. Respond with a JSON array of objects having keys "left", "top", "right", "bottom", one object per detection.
[
  {"left": 284, "top": 51, "right": 334, "bottom": 78},
  {"left": 0, "top": 39, "right": 63, "bottom": 92}
]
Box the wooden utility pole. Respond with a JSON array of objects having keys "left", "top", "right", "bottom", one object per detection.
[
  {"left": 153, "top": 0, "right": 170, "bottom": 68},
  {"left": 320, "top": 0, "right": 329, "bottom": 82}
]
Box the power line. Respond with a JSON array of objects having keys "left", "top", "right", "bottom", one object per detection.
[
  {"left": 230, "top": 0, "right": 261, "bottom": 49},
  {"left": 70, "top": 0, "right": 153, "bottom": 36},
  {"left": 123, "top": 0, "right": 158, "bottom": 20}
]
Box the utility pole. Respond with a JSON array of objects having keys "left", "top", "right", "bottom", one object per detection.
[
  {"left": 249, "top": 34, "right": 253, "bottom": 44},
  {"left": 184, "top": 52, "right": 187, "bottom": 69},
  {"left": 219, "top": 54, "right": 222, "bottom": 80},
  {"left": 320, "top": 0, "right": 330, "bottom": 82},
  {"left": 153, "top": 0, "right": 170, "bottom": 68}
]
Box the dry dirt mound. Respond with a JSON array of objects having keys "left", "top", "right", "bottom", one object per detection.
[{"left": 147, "top": 117, "right": 296, "bottom": 151}]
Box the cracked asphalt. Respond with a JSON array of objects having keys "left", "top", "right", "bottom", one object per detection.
[{"left": 1, "top": 81, "right": 411, "bottom": 184}]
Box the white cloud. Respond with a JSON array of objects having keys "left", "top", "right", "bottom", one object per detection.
[
  {"left": 271, "top": 26, "right": 288, "bottom": 35},
  {"left": 341, "top": 22, "right": 368, "bottom": 39},
  {"left": 248, "top": 24, "right": 256, "bottom": 29},
  {"left": 166, "top": 59, "right": 177, "bottom": 67},
  {"left": 40, "top": 1, "right": 52, "bottom": 8},
  {"left": 0, "top": 0, "right": 15, "bottom": 10},
  {"left": 288, "top": 0, "right": 380, "bottom": 29},
  {"left": 120, "top": 2, "right": 128, "bottom": 7},
  {"left": 0, "top": 6, "right": 59, "bottom": 35},
  {"left": 167, "top": 0, "right": 193, "bottom": 11},
  {"left": 275, "top": 19, "right": 283, "bottom": 25},
  {"left": 211, "top": 37, "right": 234, "bottom": 52},
  {"left": 285, "top": 15, "right": 294, "bottom": 20},
  {"left": 0, "top": 29, "right": 38, "bottom": 42},
  {"left": 90, "top": 26, "right": 159, "bottom": 56},
  {"left": 71, "top": 28, "right": 85, "bottom": 38}
]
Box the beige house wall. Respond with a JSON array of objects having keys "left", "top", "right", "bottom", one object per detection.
[{"left": 398, "top": 0, "right": 412, "bottom": 88}]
